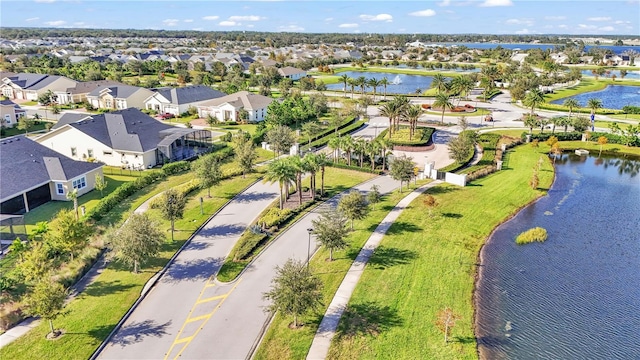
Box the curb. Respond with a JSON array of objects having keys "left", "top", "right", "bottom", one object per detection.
[{"left": 89, "top": 176, "right": 263, "bottom": 360}]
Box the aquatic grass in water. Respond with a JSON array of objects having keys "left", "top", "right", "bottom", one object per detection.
[{"left": 515, "top": 227, "right": 548, "bottom": 245}]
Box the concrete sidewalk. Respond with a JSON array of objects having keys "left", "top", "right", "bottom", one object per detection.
[{"left": 306, "top": 180, "right": 443, "bottom": 360}]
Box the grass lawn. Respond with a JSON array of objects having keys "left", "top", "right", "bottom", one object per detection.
[
  {"left": 1, "top": 123, "right": 48, "bottom": 138},
  {"left": 256, "top": 147, "right": 276, "bottom": 163},
  {"left": 609, "top": 113, "right": 640, "bottom": 122},
  {"left": 0, "top": 173, "right": 261, "bottom": 360},
  {"left": 424, "top": 108, "right": 491, "bottom": 118},
  {"left": 211, "top": 124, "right": 259, "bottom": 135},
  {"left": 557, "top": 141, "right": 640, "bottom": 157},
  {"left": 320, "top": 144, "right": 555, "bottom": 360}
]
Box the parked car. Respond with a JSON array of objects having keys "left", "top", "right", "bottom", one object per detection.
[{"left": 159, "top": 112, "right": 175, "bottom": 120}]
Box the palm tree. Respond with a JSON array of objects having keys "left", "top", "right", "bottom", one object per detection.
[
  {"left": 391, "top": 95, "right": 410, "bottom": 131},
  {"left": 264, "top": 158, "right": 296, "bottom": 209},
  {"left": 378, "top": 137, "right": 392, "bottom": 171},
  {"left": 367, "top": 78, "right": 380, "bottom": 102},
  {"left": 432, "top": 93, "right": 454, "bottom": 125},
  {"left": 524, "top": 114, "right": 539, "bottom": 134},
  {"left": 450, "top": 75, "right": 474, "bottom": 105},
  {"left": 431, "top": 73, "right": 449, "bottom": 94},
  {"left": 316, "top": 153, "right": 329, "bottom": 197},
  {"left": 288, "top": 156, "right": 305, "bottom": 205},
  {"left": 347, "top": 78, "right": 356, "bottom": 99},
  {"left": 341, "top": 136, "right": 355, "bottom": 166},
  {"left": 587, "top": 98, "right": 603, "bottom": 117},
  {"left": 563, "top": 98, "right": 579, "bottom": 125},
  {"left": 379, "top": 101, "right": 399, "bottom": 138},
  {"left": 328, "top": 137, "right": 341, "bottom": 161},
  {"left": 354, "top": 138, "right": 367, "bottom": 168},
  {"left": 405, "top": 104, "right": 423, "bottom": 140},
  {"left": 356, "top": 76, "right": 367, "bottom": 96},
  {"left": 339, "top": 74, "right": 350, "bottom": 97},
  {"left": 380, "top": 77, "right": 389, "bottom": 101},
  {"left": 523, "top": 89, "right": 545, "bottom": 116},
  {"left": 368, "top": 140, "right": 381, "bottom": 171},
  {"left": 303, "top": 153, "right": 320, "bottom": 199}
]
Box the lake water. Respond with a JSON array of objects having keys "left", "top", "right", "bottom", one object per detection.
[
  {"left": 550, "top": 85, "right": 640, "bottom": 109},
  {"left": 475, "top": 154, "right": 640, "bottom": 359},
  {"left": 581, "top": 69, "right": 640, "bottom": 80},
  {"left": 326, "top": 71, "right": 438, "bottom": 95},
  {"left": 438, "top": 43, "right": 637, "bottom": 54}
]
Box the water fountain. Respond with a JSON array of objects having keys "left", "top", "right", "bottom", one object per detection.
[{"left": 391, "top": 75, "right": 402, "bottom": 85}]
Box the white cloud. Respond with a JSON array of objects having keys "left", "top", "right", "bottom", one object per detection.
[
  {"left": 247, "top": 24, "right": 255, "bottom": 28},
  {"left": 614, "top": 20, "right": 630, "bottom": 24},
  {"left": 219, "top": 21, "right": 238, "bottom": 26},
  {"left": 505, "top": 18, "right": 533, "bottom": 26},
  {"left": 578, "top": 24, "right": 597, "bottom": 29},
  {"left": 515, "top": 29, "right": 531, "bottom": 34},
  {"left": 278, "top": 25, "right": 304, "bottom": 32},
  {"left": 45, "top": 20, "right": 66, "bottom": 26},
  {"left": 25, "top": 17, "right": 40, "bottom": 22},
  {"left": 409, "top": 9, "right": 436, "bottom": 17},
  {"left": 35, "top": 0, "right": 55, "bottom": 3},
  {"left": 162, "top": 19, "right": 179, "bottom": 26},
  {"left": 479, "top": 0, "right": 513, "bottom": 7},
  {"left": 558, "top": 24, "right": 568, "bottom": 29},
  {"left": 359, "top": 14, "right": 393, "bottom": 22},
  {"left": 439, "top": 0, "right": 451, "bottom": 6},
  {"left": 599, "top": 26, "right": 615, "bottom": 31},
  {"left": 339, "top": 23, "right": 359, "bottom": 28},
  {"left": 229, "top": 15, "right": 262, "bottom": 21},
  {"left": 325, "top": 17, "right": 334, "bottom": 21},
  {"left": 184, "top": 19, "right": 194, "bottom": 23},
  {"left": 202, "top": 15, "right": 220, "bottom": 21},
  {"left": 587, "top": 16, "right": 611, "bottom": 21},
  {"left": 545, "top": 15, "right": 566, "bottom": 21}
]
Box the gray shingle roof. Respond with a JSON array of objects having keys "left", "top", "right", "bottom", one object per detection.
[
  {"left": 51, "top": 113, "right": 92, "bottom": 130},
  {"left": 0, "top": 136, "right": 102, "bottom": 201},
  {"left": 63, "top": 80, "right": 123, "bottom": 95},
  {"left": 154, "top": 85, "right": 226, "bottom": 105},
  {"left": 2, "top": 73, "right": 49, "bottom": 89},
  {"left": 68, "top": 108, "right": 176, "bottom": 153},
  {"left": 87, "top": 85, "right": 144, "bottom": 98},
  {"left": 198, "top": 91, "right": 274, "bottom": 111}
]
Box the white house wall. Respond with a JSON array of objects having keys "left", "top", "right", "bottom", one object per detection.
[
  {"left": 48, "top": 166, "right": 103, "bottom": 201},
  {"left": 37, "top": 126, "right": 120, "bottom": 166}
]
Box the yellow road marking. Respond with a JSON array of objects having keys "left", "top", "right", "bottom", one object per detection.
[{"left": 164, "top": 278, "right": 242, "bottom": 360}]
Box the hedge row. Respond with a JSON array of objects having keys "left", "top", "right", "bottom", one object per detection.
[
  {"left": 588, "top": 131, "right": 640, "bottom": 147},
  {"left": 523, "top": 132, "right": 584, "bottom": 142},
  {"left": 327, "top": 161, "right": 384, "bottom": 175},
  {"left": 376, "top": 126, "right": 435, "bottom": 146},
  {"left": 438, "top": 144, "right": 475, "bottom": 173},
  {"left": 304, "top": 117, "right": 356, "bottom": 144},
  {"left": 459, "top": 134, "right": 501, "bottom": 175},
  {"left": 306, "top": 120, "right": 366, "bottom": 150}
]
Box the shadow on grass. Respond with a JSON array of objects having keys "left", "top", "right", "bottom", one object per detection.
[
  {"left": 425, "top": 186, "right": 458, "bottom": 195},
  {"left": 161, "top": 257, "right": 223, "bottom": 284},
  {"left": 367, "top": 246, "right": 418, "bottom": 269},
  {"left": 453, "top": 335, "right": 476, "bottom": 344},
  {"left": 441, "top": 212, "right": 463, "bottom": 219},
  {"left": 83, "top": 280, "right": 136, "bottom": 298},
  {"left": 384, "top": 221, "right": 422, "bottom": 235},
  {"left": 333, "top": 301, "right": 403, "bottom": 339},
  {"left": 109, "top": 319, "right": 172, "bottom": 347}
]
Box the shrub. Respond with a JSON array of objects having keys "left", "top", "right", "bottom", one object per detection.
[
  {"left": 161, "top": 161, "right": 190, "bottom": 175},
  {"left": 516, "top": 227, "right": 548, "bottom": 245},
  {"left": 588, "top": 131, "right": 640, "bottom": 147},
  {"left": 259, "top": 207, "right": 293, "bottom": 228},
  {"left": 327, "top": 162, "right": 383, "bottom": 175},
  {"left": 234, "top": 232, "right": 268, "bottom": 261},
  {"left": 525, "top": 132, "right": 583, "bottom": 142}
]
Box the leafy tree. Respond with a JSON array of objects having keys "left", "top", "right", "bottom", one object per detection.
[
  {"left": 95, "top": 174, "right": 108, "bottom": 197},
  {"left": 9, "top": 238, "right": 27, "bottom": 261},
  {"left": 448, "top": 135, "right": 473, "bottom": 164},
  {"left": 379, "top": 100, "right": 400, "bottom": 138},
  {"left": 572, "top": 116, "right": 591, "bottom": 133},
  {"left": 338, "top": 190, "right": 369, "bottom": 230},
  {"left": 404, "top": 104, "right": 422, "bottom": 140},
  {"left": 65, "top": 188, "right": 79, "bottom": 220},
  {"left": 311, "top": 209, "right": 350, "bottom": 261},
  {"left": 24, "top": 279, "right": 68, "bottom": 338},
  {"left": 523, "top": 89, "right": 545, "bottom": 116},
  {"left": 301, "top": 121, "right": 323, "bottom": 148},
  {"left": 159, "top": 188, "right": 186, "bottom": 242},
  {"left": 47, "top": 208, "right": 91, "bottom": 261},
  {"left": 19, "top": 242, "right": 52, "bottom": 284},
  {"left": 265, "top": 125, "right": 296, "bottom": 156},
  {"left": 262, "top": 258, "right": 323, "bottom": 328},
  {"left": 17, "top": 116, "right": 35, "bottom": 134},
  {"left": 367, "top": 184, "right": 382, "bottom": 210},
  {"left": 192, "top": 154, "right": 223, "bottom": 197},
  {"left": 232, "top": 133, "right": 257, "bottom": 178},
  {"left": 106, "top": 213, "right": 166, "bottom": 273},
  {"left": 389, "top": 155, "right": 415, "bottom": 193},
  {"left": 435, "top": 307, "right": 461, "bottom": 343}
]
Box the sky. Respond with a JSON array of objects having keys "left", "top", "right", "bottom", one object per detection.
[{"left": 1, "top": 0, "right": 639, "bottom": 36}]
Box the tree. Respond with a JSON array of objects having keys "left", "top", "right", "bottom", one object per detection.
[
  {"left": 389, "top": 155, "right": 415, "bottom": 193},
  {"left": 339, "top": 74, "right": 350, "bottom": 97},
  {"left": 367, "top": 184, "right": 382, "bottom": 210},
  {"left": 192, "top": 154, "right": 223, "bottom": 197},
  {"left": 159, "top": 189, "right": 186, "bottom": 242},
  {"left": 106, "top": 213, "right": 166, "bottom": 273},
  {"left": 572, "top": 116, "right": 591, "bottom": 132},
  {"left": 523, "top": 89, "right": 545, "bottom": 116},
  {"left": 404, "top": 104, "right": 422, "bottom": 140},
  {"left": 563, "top": 98, "right": 579, "bottom": 126},
  {"left": 95, "top": 174, "right": 108, "bottom": 197},
  {"left": 9, "top": 238, "right": 27, "bottom": 261},
  {"left": 431, "top": 73, "right": 449, "bottom": 94},
  {"left": 435, "top": 307, "right": 461, "bottom": 343},
  {"left": 316, "top": 153, "right": 329, "bottom": 197},
  {"left": 379, "top": 100, "right": 399, "bottom": 138},
  {"left": 65, "top": 188, "right": 79, "bottom": 220},
  {"left": 432, "top": 93, "right": 453, "bottom": 125},
  {"left": 262, "top": 258, "right": 323, "bottom": 328},
  {"left": 311, "top": 209, "right": 350, "bottom": 261},
  {"left": 17, "top": 116, "right": 35, "bottom": 134},
  {"left": 523, "top": 114, "right": 540, "bottom": 135},
  {"left": 232, "top": 134, "right": 257, "bottom": 178},
  {"left": 47, "top": 208, "right": 91, "bottom": 261},
  {"left": 379, "top": 77, "right": 389, "bottom": 101},
  {"left": 19, "top": 241, "right": 53, "bottom": 284},
  {"left": 24, "top": 279, "right": 68, "bottom": 339},
  {"left": 587, "top": 98, "right": 603, "bottom": 118},
  {"left": 301, "top": 121, "right": 323, "bottom": 148},
  {"left": 423, "top": 194, "right": 439, "bottom": 218},
  {"left": 303, "top": 152, "right": 320, "bottom": 199},
  {"left": 338, "top": 190, "right": 369, "bottom": 230},
  {"left": 266, "top": 125, "right": 296, "bottom": 156},
  {"left": 264, "top": 158, "right": 296, "bottom": 209},
  {"left": 448, "top": 135, "right": 473, "bottom": 164}
]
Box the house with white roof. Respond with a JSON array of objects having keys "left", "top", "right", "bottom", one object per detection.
[
  {"left": 144, "top": 85, "right": 226, "bottom": 116},
  {"left": 277, "top": 66, "right": 307, "bottom": 81},
  {"left": 197, "top": 91, "right": 274, "bottom": 123}
]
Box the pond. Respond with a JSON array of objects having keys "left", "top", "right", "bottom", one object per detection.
[
  {"left": 326, "top": 71, "right": 440, "bottom": 95},
  {"left": 475, "top": 153, "right": 640, "bottom": 359},
  {"left": 550, "top": 85, "right": 640, "bottom": 109},
  {"left": 580, "top": 69, "right": 640, "bottom": 80}
]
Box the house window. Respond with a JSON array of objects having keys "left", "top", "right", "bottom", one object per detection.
[
  {"left": 4, "top": 114, "right": 10, "bottom": 124},
  {"left": 56, "top": 183, "right": 64, "bottom": 195},
  {"left": 72, "top": 176, "right": 86, "bottom": 190},
  {"left": 105, "top": 99, "right": 112, "bottom": 108},
  {"left": 87, "top": 149, "right": 94, "bottom": 158},
  {"left": 71, "top": 147, "right": 77, "bottom": 156}
]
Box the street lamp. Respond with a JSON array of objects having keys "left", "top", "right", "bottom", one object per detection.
[{"left": 306, "top": 228, "right": 314, "bottom": 268}]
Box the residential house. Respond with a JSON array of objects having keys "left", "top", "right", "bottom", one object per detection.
[
  {"left": 0, "top": 99, "right": 27, "bottom": 128},
  {"left": 86, "top": 85, "right": 154, "bottom": 110},
  {"left": 277, "top": 66, "right": 307, "bottom": 81},
  {"left": 0, "top": 136, "right": 103, "bottom": 214},
  {"left": 55, "top": 80, "right": 123, "bottom": 105},
  {"left": 144, "top": 85, "right": 226, "bottom": 116},
  {"left": 50, "top": 112, "right": 92, "bottom": 130},
  {"left": 197, "top": 91, "right": 274, "bottom": 123},
  {"left": 1, "top": 73, "right": 77, "bottom": 101},
  {"left": 36, "top": 108, "right": 213, "bottom": 168}
]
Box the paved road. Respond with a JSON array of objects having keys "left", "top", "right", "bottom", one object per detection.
[
  {"left": 97, "top": 180, "right": 280, "bottom": 360},
  {"left": 98, "top": 175, "right": 398, "bottom": 359}
]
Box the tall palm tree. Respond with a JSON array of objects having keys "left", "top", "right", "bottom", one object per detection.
[
  {"left": 379, "top": 101, "right": 399, "bottom": 138},
  {"left": 380, "top": 77, "right": 389, "bottom": 101},
  {"left": 356, "top": 76, "right": 367, "bottom": 96},
  {"left": 354, "top": 138, "right": 367, "bottom": 168},
  {"left": 303, "top": 153, "right": 320, "bottom": 199},
  {"left": 339, "top": 74, "right": 350, "bottom": 98},
  {"left": 523, "top": 89, "right": 545, "bottom": 116},
  {"left": 288, "top": 156, "right": 305, "bottom": 205},
  {"left": 316, "top": 153, "right": 329, "bottom": 197},
  {"left": 348, "top": 78, "right": 356, "bottom": 99},
  {"left": 328, "top": 137, "right": 341, "bottom": 161},
  {"left": 367, "top": 78, "right": 380, "bottom": 102},
  {"left": 450, "top": 75, "right": 474, "bottom": 105},
  {"left": 431, "top": 73, "right": 449, "bottom": 94},
  {"left": 391, "top": 95, "right": 410, "bottom": 131},
  {"left": 368, "top": 140, "right": 381, "bottom": 171},
  {"left": 405, "top": 104, "right": 423, "bottom": 140},
  {"left": 587, "top": 98, "right": 603, "bottom": 117},
  {"left": 432, "top": 93, "right": 454, "bottom": 125},
  {"left": 264, "top": 158, "right": 296, "bottom": 209},
  {"left": 378, "top": 137, "right": 392, "bottom": 171},
  {"left": 340, "top": 136, "right": 355, "bottom": 166},
  {"left": 563, "top": 98, "right": 579, "bottom": 125}
]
